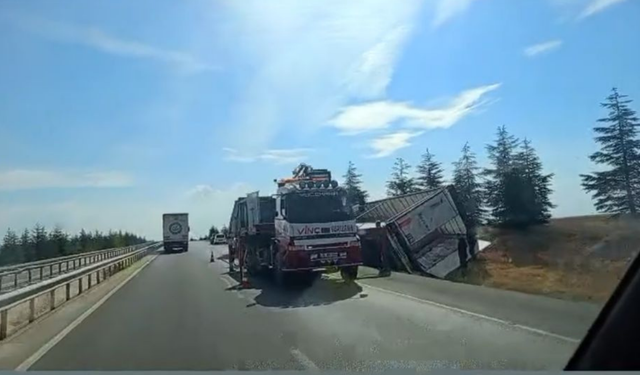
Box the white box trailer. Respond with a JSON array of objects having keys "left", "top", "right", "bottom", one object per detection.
[
  {"left": 356, "top": 186, "right": 476, "bottom": 278},
  {"left": 163, "top": 213, "right": 189, "bottom": 253}
]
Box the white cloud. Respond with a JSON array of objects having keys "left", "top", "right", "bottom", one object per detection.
[
  {"left": 524, "top": 40, "right": 563, "bottom": 57},
  {"left": 579, "top": 0, "right": 628, "bottom": 19},
  {"left": 217, "top": 0, "right": 423, "bottom": 151},
  {"left": 329, "top": 83, "right": 501, "bottom": 135},
  {"left": 0, "top": 169, "right": 133, "bottom": 190},
  {"left": 432, "top": 0, "right": 479, "bottom": 28},
  {"left": 4, "top": 12, "right": 216, "bottom": 73},
  {"left": 368, "top": 131, "right": 423, "bottom": 158},
  {"left": 344, "top": 26, "right": 411, "bottom": 99},
  {"left": 222, "top": 148, "right": 313, "bottom": 164}
]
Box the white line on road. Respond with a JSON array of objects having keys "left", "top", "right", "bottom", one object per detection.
[
  {"left": 290, "top": 348, "right": 319, "bottom": 370},
  {"left": 15, "top": 255, "right": 159, "bottom": 371},
  {"left": 361, "top": 283, "right": 580, "bottom": 344}
]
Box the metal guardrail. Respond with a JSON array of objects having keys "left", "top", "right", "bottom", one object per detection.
[
  {"left": 0, "top": 242, "right": 161, "bottom": 340},
  {"left": 0, "top": 242, "right": 154, "bottom": 294}
]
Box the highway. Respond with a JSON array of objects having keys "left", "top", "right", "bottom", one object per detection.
[{"left": 27, "top": 241, "right": 593, "bottom": 370}]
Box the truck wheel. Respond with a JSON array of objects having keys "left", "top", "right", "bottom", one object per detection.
[{"left": 340, "top": 266, "right": 358, "bottom": 282}]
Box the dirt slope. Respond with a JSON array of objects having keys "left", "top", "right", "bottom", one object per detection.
[{"left": 448, "top": 215, "right": 640, "bottom": 303}]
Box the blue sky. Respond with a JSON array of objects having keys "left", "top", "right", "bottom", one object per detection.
[{"left": 1, "top": 0, "right": 639, "bottom": 239}]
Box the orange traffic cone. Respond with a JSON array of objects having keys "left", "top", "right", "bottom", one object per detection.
[{"left": 210, "top": 251, "right": 215, "bottom": 262}]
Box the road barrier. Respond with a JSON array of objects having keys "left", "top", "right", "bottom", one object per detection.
[
  {"left": 0, "top": 242, "right": 154, "bottom": 294},
  {"left": 0, "top": 242, "right": 161, "bottom": 340}
]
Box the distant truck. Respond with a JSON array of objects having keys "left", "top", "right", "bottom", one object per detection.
[{"left": 163, "top": 213, "right": 190, "bottom": 253}]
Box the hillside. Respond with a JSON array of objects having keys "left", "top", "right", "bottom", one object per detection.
[{"left": 448, "top": 215, "right": 640, "bottom": 304}]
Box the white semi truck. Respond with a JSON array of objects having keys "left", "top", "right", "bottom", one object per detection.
[{"left": 163, "top": 213, "right": 190, "bottom": 253}]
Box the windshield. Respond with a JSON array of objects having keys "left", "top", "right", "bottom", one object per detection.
[
  {"left": 284, "top": 190, "right": 353, "bottom": 223},
  {"left": 1, "top": 0, "right": 639, "bottom": 372}
]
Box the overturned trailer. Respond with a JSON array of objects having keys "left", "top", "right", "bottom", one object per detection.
[{"left": 356, "top": 186, "right": 477, "bottom": 278}]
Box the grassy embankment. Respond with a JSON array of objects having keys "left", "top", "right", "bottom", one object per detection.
[{"left": 448, "top": 215, "right": 640, "bottom": 303}]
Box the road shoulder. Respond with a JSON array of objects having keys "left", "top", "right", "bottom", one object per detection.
[
  {"left": 354, "top": 267, "right": 601, "bottom": 340},
  {"left": 0, "top": 254, "right": 157, "bottom": 370}
]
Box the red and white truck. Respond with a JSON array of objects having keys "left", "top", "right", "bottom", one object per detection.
[{"left": 228, "top": 164, "right": 362, "bottom": 285}]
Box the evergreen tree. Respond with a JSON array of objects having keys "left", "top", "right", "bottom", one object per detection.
[
  {"left": 32, "top": 224, "right": 49, "bottom": 260},
  {"left": 452, "top": 143, "right": 485, "bottom": 229},
  {"left": 516, "top": 139, "right": 554, "bottom": 223},
  {"left": 386, "top": 158, "right": 417, "bottom": 196},
  {"left": 343, "top": 161, "right": 369, "bottom": 208},
  {"left": 581, "top": 88, "right": 640, "bottom": 214},
  {"left": 0, "top": 228, "right": 22, "bottom": 265},
  {"left": 20, "top": 228, "right": 34, "bottom": 262},
  {"left": 484, "top": 126, "right": 520, "bottom": 225},
  {"left": 78, "top": 229, "right": 90, "bottom": 252},
  {"left": 416, "top": 148, "right": 444, "bottom": 190},
  {"left": 50, "top": 226, "right": 69, "bottom": 257}
]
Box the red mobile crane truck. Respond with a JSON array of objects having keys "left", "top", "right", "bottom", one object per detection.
[{"left": 228, "top": 164, "right": 362, "bottom": 285}]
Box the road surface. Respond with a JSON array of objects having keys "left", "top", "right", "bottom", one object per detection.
[{"left": 29, "top": 241, "right": 586, "bottom": 370}]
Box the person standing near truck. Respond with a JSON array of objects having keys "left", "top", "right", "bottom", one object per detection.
[
  {"left": 457, "top": 236, "right": 468, "bottom": 270},
  {"left": 376, "top": 221, "right": 391, "bottom": 277}
]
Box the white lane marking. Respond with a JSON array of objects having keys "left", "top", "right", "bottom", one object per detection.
[
  {"left": 290, "top": 348, "right": 319, "bottom": 370},
  {"left": 360, "top": 283, "right": 580, "bottom": 344},
  {"left": 15, "top": 255, "right": 158, "bottom": 371}
]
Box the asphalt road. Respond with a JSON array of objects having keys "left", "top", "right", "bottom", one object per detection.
[{"left": 30, "top": 241, "right": 582, "bottom": 370}]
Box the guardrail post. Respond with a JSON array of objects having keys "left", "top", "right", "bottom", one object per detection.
[
  {"left": 50, "top": 289, "right": 55, "bottom": 310},
  {"left": 28, "top": 269, "right": 32, "bottom": 283},
  {"left": 88, "top": 273, "right": 92, "bottom": 289},
  {"left": 79, "top": 277, "right": 83, "bottom": 294},
  {"left": 14, "top": 273, "right": 18, "bottom": 289},
  {"left": 39, "top": 266, "right": 44, "bottom": 281},
  {"left": 0, "top": 275, "right": 3, "bottom": 291},
  {"left": 29, "top": 299, "right": 35, "bottom": 322},
  {"left": 66, "top": 283, "right": 71, "bottom": 301},
  {"left": 49, "top": 264, "right": 53, "bottom": 277},
  {"left": 96, "top": 270, "right": 101, "bottom": 284},
  {"left": 1, "top": 309, "right": 8, "bottom": 340}
]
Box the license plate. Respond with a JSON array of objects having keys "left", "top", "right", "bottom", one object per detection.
[{"left": 310, "top": 252, "right": 347, "bottom": 262}]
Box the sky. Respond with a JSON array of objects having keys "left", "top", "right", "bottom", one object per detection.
[{"left": 1, "top": 0, "right": 639, "bottom": 239}]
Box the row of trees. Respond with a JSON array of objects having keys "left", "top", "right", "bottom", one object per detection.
[
  {"left": 0, "top": 226, "right": 146, "bottom": 266},
  {"left": 343, "top": 126, "right": 554, "bottom": 229},
  {"left": 342, "top": 88, "right": 638, "bottom": 229}
]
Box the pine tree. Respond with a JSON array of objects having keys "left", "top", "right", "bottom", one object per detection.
[
  {"left": 416, "top": 148, "right": 444, "bottom": 190},
  {"left": 20, "top": 228, "right": 35, "bottom": 262},
  {"left": 50, "top": 226, "right": 69, "bottom": 257},
  {"left": 581, "top": 88, "right": 640, "bottom": 214},
  {"left": 0, "top": 228, "right": 22, "bottom": 265},
  {"left": 343, "top": 161, "right": 369, "bottom": 208},
  {"left": 386, "top": 158, "right": 417, "bottom": 196},
  {"left": 32, "top": 224, "right": 49, "bottom": 260},
  {"left": 516, "top": 139, "right": 554, "bottom": 223},
  {"left": 484, "top": 126, "right": 520, "bottom": 225},
  {"left": 78, "top": 229, "right": 90, "bottom": 252},
  {"left": 452, "top": 143, "right": 485, "bottom": 229}
]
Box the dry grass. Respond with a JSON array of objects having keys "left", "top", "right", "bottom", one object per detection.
[{"left": 449, "top": 215, "right": 640, "bottom": 303}]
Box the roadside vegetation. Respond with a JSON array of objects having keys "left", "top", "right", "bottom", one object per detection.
[
  {"left": 0, "top": 225, "right": 146, "bottom": 266},
  {"left": 357, "top": 88, "right": 640, "bottom": 302}
]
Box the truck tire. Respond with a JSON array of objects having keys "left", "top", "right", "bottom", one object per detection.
[{"left": 340, "top": 266, "right": 358, "bottom": 282}]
